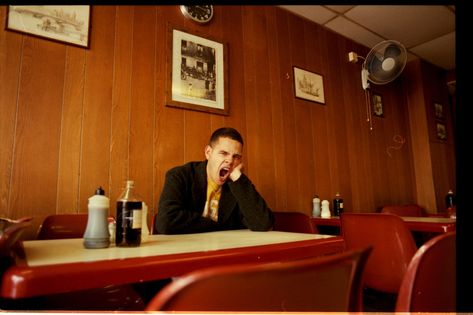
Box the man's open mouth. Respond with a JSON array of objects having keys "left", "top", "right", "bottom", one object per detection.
[{"left": 219, "top": 167, "right": 230, "bottom": 181}]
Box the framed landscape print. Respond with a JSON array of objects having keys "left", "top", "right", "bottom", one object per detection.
[
  {"left": 166, "top": 27, "right": 229, "bottom": 115},
  {"left": 6, "top": 5, "right": 90, "bottom": 48},
  {"left": 293, "top": 67, "right": 325, "bottom": 104}
]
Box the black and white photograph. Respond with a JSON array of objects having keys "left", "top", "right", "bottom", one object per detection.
[
  {"left": 166, "top": 28, "right": 228, "bottom": 115},
  {"left": 434, "top": 102, "right": 444, "bottom": 120},
  {"left": 372, "top": 93, "right": 384, "bottom": 117},
  {"left": 436, "top": 122, "right": 447, "bottom": 140}
]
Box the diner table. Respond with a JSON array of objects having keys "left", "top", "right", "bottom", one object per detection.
[
  {"left": 1, "top": 229, "right": 344, "bottom": 300},
  {"left": 311, "top": 215, "right": 456, "bottom": 234}
]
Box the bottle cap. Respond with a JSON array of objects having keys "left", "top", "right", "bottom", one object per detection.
[{"left": 95, "top": 186, "right": 105, "bottom": 195}]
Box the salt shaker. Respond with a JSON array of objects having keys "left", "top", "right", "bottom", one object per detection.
[
  {"left": 83, "top": 187, "right": 110, "bottom": 249},
  {"left": 321, "top": 199, "right": 331, "bottom": 218},
  {"left": 312, "top": 196, "right": 321, "bottom": 217}
]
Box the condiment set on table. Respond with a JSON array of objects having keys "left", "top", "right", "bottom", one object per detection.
[
  {"left": 83, "top": 180, "right": 149, "bottom": 249},
  {"left": 312, "top": 193, "right": 344, "bottom": 218}
]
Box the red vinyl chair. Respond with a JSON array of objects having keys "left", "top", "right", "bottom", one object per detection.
[
  {"left": 37, "top": 214, "right": 116, "bottom": 239},
  {"left": 146, "top": 246, "right": 372, "bottom": 312},
  {"left": 340, "top": 213, "right": 418, "bottom": 311},
  {"left": 36, "top": 214, "right": 89, "bottom": 239},
  {"left": 380, "top": 204, "right": 425, "bottom": 217},
  {"left": 273, "top": 211, "right": 318, "bottom": 233},
  {"left": 0, "top": 218, "right": 32, "bottom": 263},
  {"left": 396, "top": 231, "right": 456, "bottom": 312},
  {"left": 340, "top": 213, "right": 417, "bottom": 294}
]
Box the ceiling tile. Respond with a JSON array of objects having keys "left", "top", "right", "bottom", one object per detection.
[
  {"left": 324, "top": 16, "right": 385, "bottom": 50},
  {"left": 344, "top": 5, "right": 455, "bottom": 48},
  {"left": 278, "top": 5, "right": 336, "bottom": 24},
  {"left": 409, "top": 31, "right": 456, "bottom": 70},
  {"left": 324, "top": 5, "right": 355, "bottom": 14}
]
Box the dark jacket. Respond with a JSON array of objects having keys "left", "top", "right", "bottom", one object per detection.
[{"left": 156, "top": 161, "right": 274, "bottom": 234}]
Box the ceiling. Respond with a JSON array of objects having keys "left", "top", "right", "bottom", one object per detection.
[{"left": 279, "top": 5, "right": 455, "bottom": 72}]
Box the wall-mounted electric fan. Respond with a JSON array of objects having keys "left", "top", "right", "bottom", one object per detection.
[{"left": 348, "top": 40, "right": 408, "bottom": 129}]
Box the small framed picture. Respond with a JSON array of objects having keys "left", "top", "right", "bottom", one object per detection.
[
  {"left": 372, "top": 93, "right": 384, "bottom": 117},
  {"left": 6, "top": 5, "right": 91, "bottom": 48},
  {"left": 436, "top": 122, "right": 447, "bottom": 140},
  {"left": 293, "top": 66, "right": 325, "bottom": 104},
  {"left": 434, "top": 103, "right": 444, "bottom": 120}
]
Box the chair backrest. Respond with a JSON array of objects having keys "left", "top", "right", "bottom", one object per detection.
[
  {"left": 1, "top": 219, "right": 32, "bottom": 272},
  {"left": 146, "top": 246, "right": 372, "bottom": 312},
  {"left": 396, "top": 231, "right": 456, "bottom": 312},
  {"left": 0, "top": 220, "right": 32, "bottom": 257},
  {"left": 272, "top": 211, "right": 318, "bottom": 233},
  {"left": 340, "top": 212, "right": 417, "bottom": 293},
  {"left": 36, "top": 214, "right": 89, "bottom": 239},
  {"left": 381, "top": 204, "right": 425, "bottom": 217}
]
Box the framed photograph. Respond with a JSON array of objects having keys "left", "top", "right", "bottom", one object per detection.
[
  {"left": 436, "top": 122, "right": 447, "bottom": 140},
  {"left": 372, "top": 93, "right": 384, "bottom": 117},
  {"left": 166, "top": 27, "right": 229, "bottom": 115},
  {"left": 434, "top": 102, "right": 444, "bottom": 120},
  {"left": 6, "top": 6, "right": 91, "bottom": 48},
  {"left": 293, "top": 67, "right": 325, "bottom": 104}
]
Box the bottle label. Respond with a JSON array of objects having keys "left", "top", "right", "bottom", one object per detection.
[
  {"left": 132, "top": 210, "right": 142, "bottom": 229},
  {"left": 116, "top": 201, "right": 142, "bottom": 247}
]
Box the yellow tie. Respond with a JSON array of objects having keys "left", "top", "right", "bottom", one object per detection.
[{"left": 203, "top": 177, "right": 221, "bottom": 222}]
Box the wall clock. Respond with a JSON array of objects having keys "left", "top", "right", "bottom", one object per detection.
[{"left": 180, "top": 5, "right": 214, "bottom": 24}]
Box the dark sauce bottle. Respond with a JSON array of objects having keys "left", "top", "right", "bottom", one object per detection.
[
  {"left": 116, "top": 180, "right": 142, "bottom": 247},
  {"left": 445, "top": 189, "right": 456, "bottom": 209},
  {"left": 333, "top": 192, "right": 344, "bottom": 217}
]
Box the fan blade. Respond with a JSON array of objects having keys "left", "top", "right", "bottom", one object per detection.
[
  {"left": 368, "top": 59, "right": 400, "bottom": 83},
  {"left": 384, "top": 43, "right": 401, "bottom": 59},
  {"left": 367, "top": 54, "right": 383, "bottom": 75}
]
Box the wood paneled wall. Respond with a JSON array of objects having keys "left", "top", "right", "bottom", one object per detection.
[{"left": 0, "top": 6, "right": 455, "bottom": 239}]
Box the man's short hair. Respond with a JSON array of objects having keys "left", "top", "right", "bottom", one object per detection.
[{"left": 209, "top": 127, "right": 244, "bottom": 146}]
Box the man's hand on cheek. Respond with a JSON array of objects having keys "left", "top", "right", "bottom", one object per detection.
[{"left": 229, "top": 163, "right": 243, "bottom": 182}]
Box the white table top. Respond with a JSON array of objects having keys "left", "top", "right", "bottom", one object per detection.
[
  {"left": 313, "top": 216, "right": 455, "bottom": 223},
  {"left": 400, "top": 216, "right": 456, "bottom": 223},
  {"left": 23, "top": 230, "right": 335, "bottom": 267}
]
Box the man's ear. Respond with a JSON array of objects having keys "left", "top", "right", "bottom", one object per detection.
[{"left": 204, "top": 145, "right": 212, "bottom": 159}]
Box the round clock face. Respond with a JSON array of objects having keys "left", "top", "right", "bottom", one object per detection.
[{"left": 180, "top": 5, "right": 214, "bottom": 24}]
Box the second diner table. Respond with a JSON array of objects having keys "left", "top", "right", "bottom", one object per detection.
[
  {"left": 311, "top": 215, "right": 456, "bottom": 233},
  {"left": 1, "top": 229, "right": 344, "bottom": 299}
]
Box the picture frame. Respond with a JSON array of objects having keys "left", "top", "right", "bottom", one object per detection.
[
  {"left": 434, "top": 102, "right": 444, "bottom": 120},
  {"left": 6, "top": 5, "right": 91, "bottom": 48},
  {"left": 372, "top": 93, "right": 384, "bottom": 117},
  {"left": 293, "top": 66, "right": 325, "bottom": 104},
  {"left": 166, "top": 27, "right": 229, "bottom": 115},
  {"left": 436, "top": 122, "right": 447, "bottom": 140}
]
